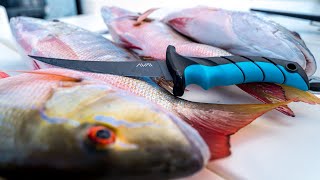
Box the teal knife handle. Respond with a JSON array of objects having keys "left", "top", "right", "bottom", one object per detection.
[
  {"left": 184, "top": 63, "right": 244, "bottom": 90},
  {"left": 166, "top": 46, "right": 309, "bottom": 96}
]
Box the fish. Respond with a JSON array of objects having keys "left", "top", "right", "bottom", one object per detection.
[
  {"left": 10, "top": 17, "right": 138, "bottom": 70},
  {"left": 0, "top": 68, "right": 210, "bottom": 179},
  {"left": 101, "top": 7, "right": 230, "bottom": 60},
  {"left": 163, "top": 6, "right": 317, "bottom": 77},
  {"left": 10, "top": 16, "right": 313, "bottom": 161},
  {"left": 101, "top": 6, "right": 320, "bottom": 117}
]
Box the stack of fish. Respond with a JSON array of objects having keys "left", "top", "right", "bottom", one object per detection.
[{"left": 0, "top": 5, "right": 318, "bottom": 179}]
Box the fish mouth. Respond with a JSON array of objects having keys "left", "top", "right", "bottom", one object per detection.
[{"left": 0, "top": 141, "right": 206, "bottom": 180}]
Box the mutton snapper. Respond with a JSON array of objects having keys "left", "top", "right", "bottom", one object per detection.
[{"left": 0, "top": 69, "right": 209, "bottom": 179}]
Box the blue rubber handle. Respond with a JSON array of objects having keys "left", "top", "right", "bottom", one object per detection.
[
  {"left": 184, "top": 61, "right": 309, "bottom": 91},
  {"left": 165, "top": 45, "right": 309, "bottom": 96}
]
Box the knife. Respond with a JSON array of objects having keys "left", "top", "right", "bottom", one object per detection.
[{"left": 29, "top": 45, "right": 309, "bottom": 97}]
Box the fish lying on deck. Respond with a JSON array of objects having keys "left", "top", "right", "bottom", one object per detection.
[
  {"left": 163, "top": 6, "right": 316, "bottom": 77},
  {"left": 10, "top": 16, "right": 318, "bottom": 161},
  {"left": 0, "top": 69, "right": 209, "bottom": 179},
  {"left": 101, "top": 6, "right": 320, "bottom": 117}
]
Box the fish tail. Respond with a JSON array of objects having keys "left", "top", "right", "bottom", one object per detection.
[
  {"left": 0, "top": 71, "right": 9, "bottom": 78},
  {"left": 237, "top": 83, "right": 296, "bottom": 117},
  {"left": 195, "top": 127, "right": 232, "bottom": 160},
  {"left": 238, "top": 83, "right": 320, "bottom": 116},
  {"left": 174, "top": 100, "right": 292, "bottom": 160},
  {"left": 280, "top": 84, "right": 320, "bottom": 104}
]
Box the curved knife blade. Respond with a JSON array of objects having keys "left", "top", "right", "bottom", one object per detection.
[{"left": 28, "top": 55, "right": 173, "bottom": 80}]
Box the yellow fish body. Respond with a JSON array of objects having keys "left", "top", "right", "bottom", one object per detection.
[{"left": 0, "top": 69, "right": 209, "bottom": 179}]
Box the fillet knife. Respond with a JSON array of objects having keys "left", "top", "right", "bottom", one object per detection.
[{"left": 29, "top": 45, "right": 309, "bottom": 97}]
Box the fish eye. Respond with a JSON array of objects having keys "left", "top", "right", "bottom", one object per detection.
[{"left": 87, "top": 126, "right": 116, "bottom": 146}]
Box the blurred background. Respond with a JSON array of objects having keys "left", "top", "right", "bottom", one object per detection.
[{"left": 0, "top": 0, "right": 320, "bottom": 19}]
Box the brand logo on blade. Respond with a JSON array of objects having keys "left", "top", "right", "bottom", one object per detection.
[{"left": 136, "top": 63, "right": 153, "bottom": 67}]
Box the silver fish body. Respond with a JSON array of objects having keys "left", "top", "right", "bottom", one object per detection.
[{"left": 163, "top": 6, "right": 317, "bottom": 76}]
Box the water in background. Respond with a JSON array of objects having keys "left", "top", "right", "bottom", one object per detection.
[
  {"left": 0, "top": 0, "right": 77, "bottom": 19},
  {"left": 45, "top": 0, "right": 77, "bottom": 19}
]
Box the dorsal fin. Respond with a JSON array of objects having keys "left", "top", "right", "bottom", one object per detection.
[
  {"left": 134, "top": 8, "right": 159, "bottom": 26},
  {"left": 15, "top": 70, "right": 83, "bottom": 82}
]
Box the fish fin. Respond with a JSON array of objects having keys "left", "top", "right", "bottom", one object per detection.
[
  {"left": 166, "top": 17, "right": 193, "bottom": 30},
  {"left": 32, "top": 60, "right": 41, "bottom": 69},
  {"left": 134, "top": 8, "right": 159, "bottom": 26},
  {"left": 140, "top": 56, "right": 156, "bottom": 60},
  {"left": 178, "top": 101, "right": 291, "bottom": 135},
  {"left": 193, "top": 125, "right": 231, "bottom": 160},
  {"left": 38, "top": 36, "right": 79, "bottom": 59},
  {"left": 237, "top": 83, "right": 295, "bottom": 117},
  {"left": 119, "top": 34, "right": 143, "bottom": 50},
  {"left": 0, "top": 72, "right": 9, "bottom": 78},
  {"left": 280, "top": 84, "right": 320, "bottom": 104},
  {"left": 238, "top": 83, "right": 320, "bottom": 112},
  {"left": 15, "top": 70, "right": 83, "bottom": 82},
  {"left": 176, "top": 100, "right": 291, "bottom": 160},
  {"left": 291, "top": 31, "right": 302, "bottom": 40}
]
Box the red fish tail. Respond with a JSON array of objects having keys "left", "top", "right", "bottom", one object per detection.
[
  {"left": 193, "top": 123, "right": 231, "bottom": 160},
  {"left": 174, "top": 100, "right": 291, "bottom": 160},
  {"left": 238, "top": 83, "right": 320, "bottom": 116},
  {"left": 237, "top": 83, "right": 295, "bottom": 117}
]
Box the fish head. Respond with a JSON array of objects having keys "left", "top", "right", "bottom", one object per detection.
[
  {"left": 10, "top": 17, "right": 81, "bottom": 59},
  {"left": 10, "top": 16, "right": 79, "bottom": 42},
  {"left": 10, "top": 16, "right": 139, "bottom": 66},
  {"left": 13, "top": 78, "right": 209, "bottom": 179}
]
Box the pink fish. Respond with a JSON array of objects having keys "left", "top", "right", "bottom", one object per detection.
[
  {"left": 9, "top": 16, "right": 306, "bottom": 161},
  {"left": 164, "top": 6, "right": 316, "bottom": 77},
  {"left": 100, "top": 6, "right": 320, "bottom": 117},
  {"left": 0, "top": 68, "right": 211, "bottom": 179}
]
